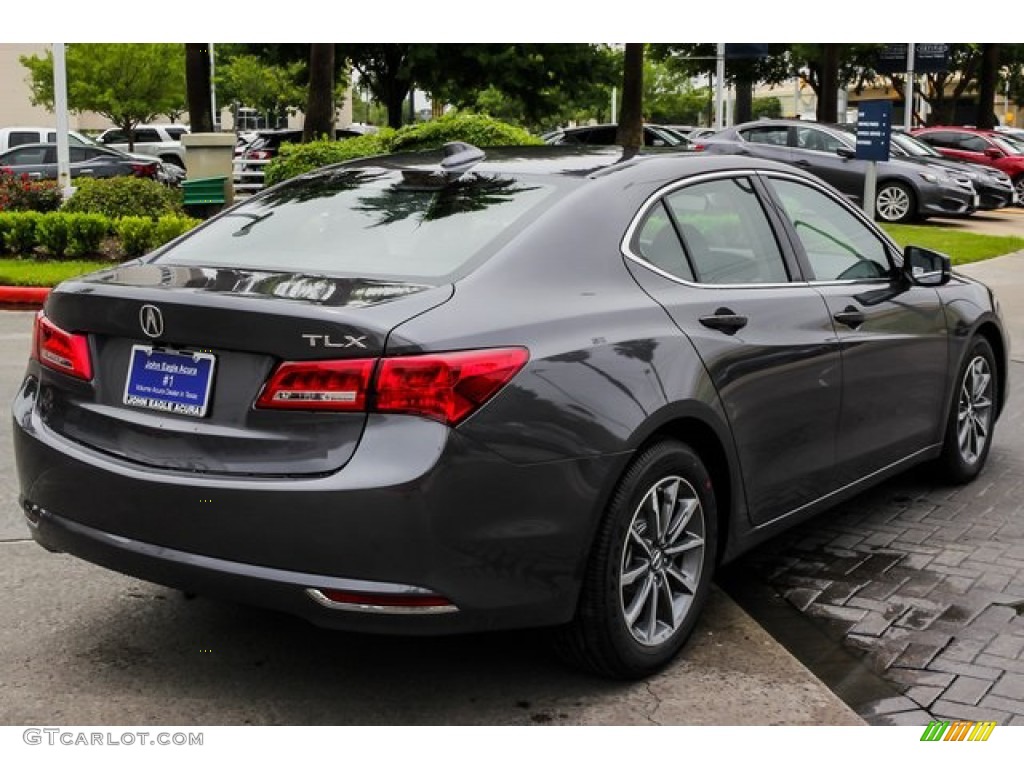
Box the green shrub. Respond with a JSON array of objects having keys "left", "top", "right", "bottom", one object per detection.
[
  {"left": 36, "top": 213, "right": 71, "bottom": 258},
  {"left": 115, "top": 216, "right": 157, "bottom": 257},
  {"left": 5, "top": 211, "right": 41, "bottom": 254},
  {"left": 0, "top": 212, "right": 16, "bottom": 255},
  {"left": 389, "top": 113, "right": 543, "bottom": 153},
  {"left": 63, "top": 177, "right": 183, "bottom": 219},
  {"left": 264, "top": 114, "right": 543, "bottom": 185},
  {"left": 264, "top": 131, "right": 393, "bottom": 186},
  {"left": 0, "top": 169, "right": 62, "bottom": 212},
  {"left": 67, "top": 213, "right": 110, "bottom": 257},
  {"left": 153, "top": 215, "right": 201, "bottom": 248}
]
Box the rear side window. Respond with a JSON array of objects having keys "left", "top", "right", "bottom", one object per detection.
[
  {"left": 158, "top": 168, "right": 564, "bottom": 282},
  {"left": 8, "top": 131, "right": 41, "bottom": 148},
  {"left": 741, "top": 126, "right": 789, "bottom": 146}
]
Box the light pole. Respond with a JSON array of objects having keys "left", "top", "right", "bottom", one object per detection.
[{"left": 53, "top": 43, "right": 72, "bottom": 199}]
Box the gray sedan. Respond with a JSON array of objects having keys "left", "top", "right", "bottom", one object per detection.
[
  {"left": 698, "top": 119, "right": 976, "bottom": 223},
  {"left": 13, "top": 146, "right": 1006, "bottom": 679},
  {"left": 0, "top": 142, "right": 160, "bottom": 182}
]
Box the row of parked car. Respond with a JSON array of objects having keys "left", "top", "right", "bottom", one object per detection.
[
  {"left": 543, "top": 120, "right": 1024, "bottom": 223},
  {"left": 0, "top": 124, "right": 189, "bottom": 187}
]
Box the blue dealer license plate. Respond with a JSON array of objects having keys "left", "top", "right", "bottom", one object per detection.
[{"left": 124, "top": 346, "right": 216, "bottom": 418}]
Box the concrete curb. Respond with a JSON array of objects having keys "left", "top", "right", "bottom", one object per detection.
[{"left": 0, "top": 286, "right": 49, "bottom": 306}]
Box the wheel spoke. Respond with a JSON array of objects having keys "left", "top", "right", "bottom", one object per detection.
[
  {"left": 665, "top": 563, "right": 696, "bottom": 594},
  {"left": 659, "top": 479, "right": 680, "bottom": 540},
  {"left": 663, "top": 532, "right": 704, "bottom": 557},
  {"left": 624, "top": 573, "right": 655, "bottom": 627},
  {"left": 621, "top": 560, "right": 648, "bottom": 587},
  {"left": 647, "top": 490, "right": 662, "bottom": 545},
  {"left": 664, "top": 498, "right": 698, "bottom": 546},
  {"left": 643, "top": 577, "right": 659, "bottom": 640},
  {"left": 658, "top": 576, "right": 677, "bottom": 630},
  {"left": 629, "top": 527, "right": 653, "bottom": 559}
]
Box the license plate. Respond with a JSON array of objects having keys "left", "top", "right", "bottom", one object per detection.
[{"left": 123, "top": 346, "right": 216, "bottom": 418}]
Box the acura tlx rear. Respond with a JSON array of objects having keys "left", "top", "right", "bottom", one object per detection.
[{"left": 12, "top": 149, "right": 636, "bottom": 636}]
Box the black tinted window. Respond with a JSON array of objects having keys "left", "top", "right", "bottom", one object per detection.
[
  {"left": 632, "top": 201, "right": 695, "bottom": 281},
  {"left": 741, "top": 126, "right": 789, "bottom": 146},
  {"left": 159, "top": 168, "right": 564, "bottom": 282},
  {"left": 663, "top": 177, "right": 789, "bottom": 285},
  {"left": 9, "top": 131, "right": 40, "bottom": 148},
  {"left": 133, "top": 129, "right": 161, "bottom": 143}
]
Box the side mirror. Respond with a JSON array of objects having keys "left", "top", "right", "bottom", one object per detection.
[
  {"left": 836, "top": 146, "right": 856, "bottom": 159},
  {"left": 984, "top": 146, "right": 1004, "bottom": 159},
  {"left": 903, "top": 245, "right": 951, "bottom": 287}
]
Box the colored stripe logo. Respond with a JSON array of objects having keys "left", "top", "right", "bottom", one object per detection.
[{"left": 921, "top": 720, "right": 997, "bottom": 742}]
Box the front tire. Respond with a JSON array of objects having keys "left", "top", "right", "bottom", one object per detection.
[
  {"left": 875, "top": 181, "right": 917, "bottom": 223},
  {"left": 556, "top": 440, "right": 717, "bottom": 679},
  {"left": 936, "top": 336, "right": 997, "bottom": 483}
]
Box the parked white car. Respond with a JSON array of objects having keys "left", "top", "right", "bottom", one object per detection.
[{"left": 96, "top": 124, "right": 189, "bottom": 167}]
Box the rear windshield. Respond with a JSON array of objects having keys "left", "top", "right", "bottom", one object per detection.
[{"left": 158, "top": 167, "right": 563, "bottom": 282}]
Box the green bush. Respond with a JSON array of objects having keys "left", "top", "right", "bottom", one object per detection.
[
  {"left": 67, "top": 213, "right": 110, "bottom": 257},
  {"left": 36, "top": 213, "right": 71, "bottom": 258},
  {"left": 0, "top": 169, "right": 62, "bottom": 212},
  {"left": 0, "top": 212, "right": 16, "bottom": 254},
  {"left": 264, "top": 114, "right": 543, "bottom": 185},
  {"left": 389, "top": 113, "right": 543, "bottom": 153},
  {"left": 264, "top": 131, "right": 393, "bottom": 186},
  {"left": 115, "top": 216, "right": 157, "bottom": 257},
  {"left": 4, "top": 211, "right": 41, "bottom": 254},
  {"left": 63, "top": 177, "right": 183, "bottom": 219},
  {"left": 153, "top": 215, "right": 201, "bottom": 248}
]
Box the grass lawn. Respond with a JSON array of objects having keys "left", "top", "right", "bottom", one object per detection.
[
  {"left": 0, "top": 258, "right": 113, "bottom": 287},
  {"left": 880, "top": 224, "right": 1024, "bottom": 266}
]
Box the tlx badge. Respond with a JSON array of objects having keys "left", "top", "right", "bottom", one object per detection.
[{"left": 301, "top": 334, "right": 368, "bottom": 349}]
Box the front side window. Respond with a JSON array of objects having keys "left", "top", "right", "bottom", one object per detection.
[
  {"left": 767, "top": 178, "right": 892, "bottom": 281},
  {"left": 661, "top": 176, "right": 789, "bottom": 285},
  {"left": 796, "top": 127, "right": 848, "bottom": 153}
]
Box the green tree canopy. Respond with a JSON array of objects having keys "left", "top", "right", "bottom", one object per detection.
[
  {"left": 21, "top": 44, "right": 186, "bottom": 147},
  {"left": 216, "top": 53, "right": 306, "bottom": 126}
]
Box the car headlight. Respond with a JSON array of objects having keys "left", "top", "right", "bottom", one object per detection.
[{"left": 920, "top": 172, "right": 941, "bottom": 183}]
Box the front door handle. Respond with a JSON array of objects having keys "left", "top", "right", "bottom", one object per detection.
[
  {"left": 794, "top": 159, "right": 812, "bottom": 167},
  {"left": 833, "top": 306, "right": 866, "bottom": 329},
  {"left": 699, "top": 308, "right": 748, "bottom": 336}
]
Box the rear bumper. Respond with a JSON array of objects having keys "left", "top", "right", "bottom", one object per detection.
[{"left": 13, "top": 375, "right": 624, "bottom": 635}]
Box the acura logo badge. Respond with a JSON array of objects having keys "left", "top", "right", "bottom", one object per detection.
[{"left": 139, "top": 305, "right": 164, "bottom": 338}]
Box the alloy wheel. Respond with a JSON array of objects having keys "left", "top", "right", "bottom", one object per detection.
[
  {"left": 876, "top": 185, "right": 912, "bottom": 222},
  {"left": 619, "top": 475, "right": 705, "bottom": 647},
  {"left": 957, "top": 354, "right": 994, "bottom": 465}
]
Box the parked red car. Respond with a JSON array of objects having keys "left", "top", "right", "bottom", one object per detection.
[{"left": 911, "top": 126, "right": 1024, "bottom": 204}]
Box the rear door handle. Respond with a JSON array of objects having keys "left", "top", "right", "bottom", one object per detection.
[
  {"left": 699, "top": 308, "right": 748, "bottom": 335},
  {"left": 833, "top": 306, "right": 866, "bottom": 329}
]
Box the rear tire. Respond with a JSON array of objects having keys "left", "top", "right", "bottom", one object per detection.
[
  {"left": 936, "top": 336, "right": 997, "bottom": 483},
  {"left": 555, "top": 440, "right": 717, "bottom": 679}
]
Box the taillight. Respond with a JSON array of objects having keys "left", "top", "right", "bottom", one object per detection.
[
  {"left": 692, "top": 143, "right": 707, "bottom": 152},
  {"left": 375, "top": 348, "right": 528, "bottom": 425},
  {"left": 247, "top": 150, "right": 272, "bottom": 160},
  {"left": 32, "top": 311, "right": 92, "bottom": 381},
  {"left": 255, "top": 359, "right": 375, "bottom": 411},
  {"left": 256, "top": 348, "right": 528, "bottom": 426},
  {"left": 131, "top": 163, "right": 156, "bottom": 177}
]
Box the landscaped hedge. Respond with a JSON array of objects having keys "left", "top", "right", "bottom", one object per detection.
[
  {"left": 0, "top": 210, "right": 200, "bottom": 260},
  {"left": 264, "top": 113, "right": 544, "bottom": 186},
  {"left": 62, "top": 176, "right": 184, "bottom": 219},
  {"left": 0, "top": 169, "right": 62, "bottom": 213}
]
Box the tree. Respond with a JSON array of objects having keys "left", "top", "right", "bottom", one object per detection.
[
  {"left": 303, "top": 44, "right": 336, "bottom": 141},
  {"left": 215, "top": 54, "right": 306, "bottom": 128},
  {"left": 185, "top": 43, "right": 213, "bottom": 133},
  {"left": 21, "top": 44, "right": 186, "bottom": 150},
  {"left": 617, "top": 44, "right": 644, "bottom": 149}
]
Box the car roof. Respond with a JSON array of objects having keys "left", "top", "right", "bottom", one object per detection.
[{"left": 309, "top": 144, "right": 811, "bottom": 184}]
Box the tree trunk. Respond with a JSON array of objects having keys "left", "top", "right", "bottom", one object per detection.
[
  {"left": 816, "top": 44, "right": 839, "bottom": 123},
  {"left": 303, "top": 44, "right": 335, "bottom": 142},
  {"left": 975, "top": 43, "right": 1000, "bottom": 130},
  {"left": 185, "top": 43, "right": 213, "bottom": 133},
  {"left": 616, "top": 43, "right": 644, "bottom": 150},
  {"left": 735, "top": 77, "right": 753, "bottom": 123}
]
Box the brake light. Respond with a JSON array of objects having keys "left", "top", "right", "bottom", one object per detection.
[
  {"left": 692, "top": 143, "right": 707, "bottom": 152},
  {"left": 32, "top": 311, "right": 92, "bottom": 381},
  {"left": 256, "top": 348, "right": 528, "bottom": 426},
  {"left": 255, "top": 359, "right": 375, "bottom": 411},
  {"left": 247, "top": 150, "right": 272, "bottom": 160},
  {"left": 375, "top": 348, "right": 528, "bottom": 425},
  {"left": 131, "top": 163, "right": 157, "bottom": 177}
]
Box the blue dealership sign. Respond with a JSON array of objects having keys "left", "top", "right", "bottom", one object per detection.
[{"left": 856, "top": 101, "right": 892, "bottom": 162}]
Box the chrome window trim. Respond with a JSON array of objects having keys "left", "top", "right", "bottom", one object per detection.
[{"left": 620, "top": 169, "right": 809, "bottom": 290}]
